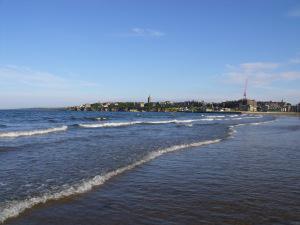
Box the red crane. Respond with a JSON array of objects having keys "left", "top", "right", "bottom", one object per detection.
[{"left": 243, "top": 78, "right": 248, "bottom": 99}]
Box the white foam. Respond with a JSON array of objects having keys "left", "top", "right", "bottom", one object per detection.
[
  {"left": 231, "top": 116, "right": 263, "bottom": 120},
  {"left": 231, "top": 117, "right": 243, "bottom": 120},
  {"left": 0, "top": 138, "right": 221, "bottom": 223},
  {"left": 199, "top": 118, "right": 214, "bottom": 121},
  {"left": 79, "top": 121, "right": 141, "bottom": 128},
  {"left": 242, "top": 116, "right": 263, "bottom": 119},
  {"left": 248, "top": 120, "right": 274, "bottom": 126},
  {"left": 228, "top": 119, "right": 275, "bottom": 136},
  {"left": 95, "top": 117, "right": 108, "bottom": 121},
  {"left": 0, "top": 126, "right": 68, "bottom": 138},
  {"left": 79, "top": 119, "right": 204, "bottom": 128},
  {"left": 148, "top": 119, "right": 197, "bottom": 124},
  {"left": 206, "top": 115, "right": 225, "bottom": 118}
]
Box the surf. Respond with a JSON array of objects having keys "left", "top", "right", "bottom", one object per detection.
[
  {"left": 228, "top": 119, "right": 276, "bottom": 137},
  {"left": 0, "top": 138, "right": 221, "bottom": 223},
  {"left": 0, "top": 126, "right": 68, "bottom": 138},
  {"left": 78, "top": 118, "right": 215, "bottom": 128}
]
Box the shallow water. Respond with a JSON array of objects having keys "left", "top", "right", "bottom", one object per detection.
[{"left": 1, "top": 110, "right": 299, "bottom": 224}]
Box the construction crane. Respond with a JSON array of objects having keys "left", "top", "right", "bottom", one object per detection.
[{"left": 243, "top": 78, "right": 248, "bottom": 99}]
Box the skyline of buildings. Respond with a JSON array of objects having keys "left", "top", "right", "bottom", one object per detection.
[{"left": 70, "top": 95, "right": 300, "bottom": 113}]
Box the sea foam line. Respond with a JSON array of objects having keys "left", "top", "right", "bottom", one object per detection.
[
  {"left": 78, "top": 119, "right": 204, "bottom": 128},
  {"left": 0, "top": 138, "right": 221, "bottom": 223},
  {"left": 235, "top": 119, "right": 274, "bottom": 127},
  {"left": 228, "top": 119, "right": 275, "bottom": 137},
  {"left": 79, "top": 116, "right": 254, "bottom": 128},
  {"left": 0, "top": 126, "right": 68, "bottom": 138}
]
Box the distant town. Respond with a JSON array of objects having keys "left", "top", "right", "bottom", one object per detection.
[{"left": 68, "top": 95, "right": 300, "bottom": 114}]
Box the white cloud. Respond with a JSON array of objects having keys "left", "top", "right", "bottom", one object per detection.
[
  {"left": 223, "top": 60, "right": 300, "bottom": 86},
  {"left": 289, "top": 58, "right": 300, "bottom": 64},
  {"left": 117, "top": 28, "right": 165, "bottom": 38},
  {"left": 239, "top": 62, "right": 279, "bottom": 71},
  {"left": 287, "top": 8, "right": 300, "bottom": 17},
  {"left": 0, "top": 65, "right": 98, "bottom": 90},
  {"left": 279, "top": 71, "right": 300, "bottom": 80},
  {"left": 130, "top": 28, "right": 165, "bottom": 37},
  {"left": 0, "top": 65, "right": 103, "bottom": 108}
]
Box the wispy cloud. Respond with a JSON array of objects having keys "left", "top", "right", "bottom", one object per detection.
[
  {"left": 130, "top": 28, "right": 165, "bottom": 37},
  {"left": 238, "top": 62, "right": 279, "bottom": 71},
  {"left": 223, "top": 59, "right": 300, "bottom": 86},
  {"left": 289, "top": 57, "right": 300, "bottom": 64},
  {"left": 0, "top": 65, "right": 99, "bottom": 90},
  {"left": 287, "top": 7, "right": 300, "bottom": 17},
  {"left": 115, "top": 28, "right": 165, "bottom": 38},
  {"left": 0, "top": 65, "right": 102, "bottom": 108}
]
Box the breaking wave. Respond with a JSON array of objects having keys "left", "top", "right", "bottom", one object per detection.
[
  {"left": 78, "top": 119, "right": 203, "bottom": 128},
  {"left": 85, "top": 117, "right": 108, "bottom": 121},
  {"left": 0, "top": 138, "right": 221, "bottom": 223},
  {"left": 79, "top": 121, "right": 142, "bottom": 128},
  {"left": 228, "top": 119, "right": 275, "bottom": 137},
  {"left": 0, "top": 126, "right": 68, "bottom": 138},
  {"left": 78, "top": 115, "right": 266, "bottom": 128},
  {"left": 236, "top": 120, "right": 274, "bottom": 127},
  {"left": 206, "top": 115, "right": 225, "bottom": 118}
]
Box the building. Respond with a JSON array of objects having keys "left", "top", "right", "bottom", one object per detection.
[
  {"left": 257, "top": 101, "right": 292, "bottom": 112},
  {"left": 239, "top": 99, "right": 257, "bottom": 112},
  {"left": 147, "top": 95, "right": 152, "bottom": 104},
  {"left": 135, "top": 102, "right": 145, "bottom": 108}
]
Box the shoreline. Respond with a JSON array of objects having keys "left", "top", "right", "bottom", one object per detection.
[{"left": 240, "top": 111, "right": 300, "bottom": 117}]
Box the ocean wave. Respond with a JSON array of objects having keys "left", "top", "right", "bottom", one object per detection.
[
  {"left": 78, "top": 117, "right": 232, "bottom": 128},
  {"left": 206, "top": 115, "right": 225, "bottom": 118},
  {"left": 95, "top": 117, "right": 108, "bottom": 121},
  {"left": 145, "top": 119, "right": 199, "bottom": 124},
  {"left": 79, "top": 121, "right": 142, "bottom": 128},
  {"left": 70, "top": 116, "right": 109, "bottom": 121},
  {"left": 0, "top": 126, "right": 68, "bottom": 138},
  {"left": 0, "top": 125, "right": 7, "bottom": 128},
  {"left": 227, "top": 116, "right": 262, "bottom": 121},
  {"left": 241, "top": 116, "right": 263, "bottom": 119},
  {"left": 236, "top": 120, "right": 274, "bottom": 127},
  {"left": 228, "top": 119, "right": 275, "bottom": 137},
  {"left": 247, "top": 120, "right": 274, "bottom": 126},
  {"left": 0, "top": 138, "right": 221, "bottom": 223},
  {"left": 199, "top": 118, "right": 215, "bottom": 121},
  {"left": 78, "top": 119, "right": 204, "bottom": 128},
  {"left": 85, "top": 117, "right": 108, "bottom": 121}
]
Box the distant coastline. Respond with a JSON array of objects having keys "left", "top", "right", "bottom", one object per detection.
[
  {"left": 67, "top": 99, "right": 300, "bottom": 114},
  {"left": 241, "top": 111, "right": 300, "bottom": 116}
]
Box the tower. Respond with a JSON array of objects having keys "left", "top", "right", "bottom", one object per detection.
[
  {"left": 243, "top": 78, "right": 248, "bottom": 99},
  {"left": 147, "top": 95, "right": 151, "bottom": 104}
]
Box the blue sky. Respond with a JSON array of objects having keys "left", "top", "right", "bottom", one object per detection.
[{"left": 0, "top": 0, "right": 300, "bottom": 108}]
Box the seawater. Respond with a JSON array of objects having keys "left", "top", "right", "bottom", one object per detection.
[{"left": 1, "top": 109, "right": 299, "bottom": 224}]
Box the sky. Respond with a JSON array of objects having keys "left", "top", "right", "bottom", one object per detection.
[{"left": 0, "top": 0, "right": 300, "bottom": 109}]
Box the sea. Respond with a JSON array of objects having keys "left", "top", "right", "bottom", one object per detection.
[{"left": 0, "top": 109, "right": 299, "bottom": 225}]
